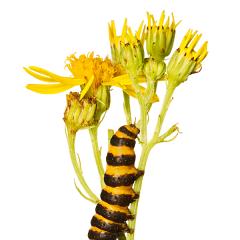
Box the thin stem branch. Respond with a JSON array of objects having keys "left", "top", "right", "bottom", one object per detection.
[
  {"left": 89, "top": 126, "right": 105, "bottom": 188},
  {"left": 66, "top": 129, "right": 99, "bottom": 203},
  {"left": 139, "top": 102, "right": 148, "bottom": 145},
  {"left": 152, "top": 83, "right": 175, "bottom": 141},
  {"left": 157, "top": 124, "right": 179, "bottom": 143},
  {"left": 74, "top": 180, "right": 97, "bottom": 204},
  {"left": 123, "top": 91, "right": 132, "bottom": 124}
]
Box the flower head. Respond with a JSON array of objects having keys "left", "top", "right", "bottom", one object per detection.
[
  {"left": 108, "top": 19, "right": 145, "bottom": 65},
  {"left": 25, "top": 52, "right": 159, "bottom": 102},
  {"left": 65, "top": 53, "right": 114, "bottom": 99},
  {"left": 146, "top": 11, "right": 179, "bottom": 61},
  {"left": 167, "top": 29, "right": 208, "bottom": 86},
  {"left": 108, "top": 19, "right": 145, "bottom": 76}
]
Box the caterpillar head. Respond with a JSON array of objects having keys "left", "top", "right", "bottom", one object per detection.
[
  {"left": 118, "top": 124, "right": 140, "bottom": 139},
  {"left": 128, "top": 124, "right": 140, "bottom": 137}
]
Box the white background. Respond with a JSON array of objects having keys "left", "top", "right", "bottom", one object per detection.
[{"left": 0, "top": 0, "right": 240, "bottom": 239}]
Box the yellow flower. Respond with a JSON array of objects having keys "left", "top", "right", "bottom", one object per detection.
[
  {"left": 178, "top": 30, "right": 208, "bottom": 64},
  {"left": 167, "top": 29, "right": 208, "bottom": 85},
  {"left": 108, "top": 18, "right": 145, "bottom": 77},
  {"left": 146, "top": 11, "right": 179, "bottom": 61},
  {"left": 108, "top": 18, "right": 145, "bottom": 65},
  {"left": 25, "top": 52, "right": 159, "bottom": 102}
]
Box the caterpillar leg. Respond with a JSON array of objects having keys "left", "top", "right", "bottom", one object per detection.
[
  {"left": 126, "top": 228, "right": 134, "bottom": 234},
  {"left": 135, "top": 170, "right": 144, "bottom": 179}
]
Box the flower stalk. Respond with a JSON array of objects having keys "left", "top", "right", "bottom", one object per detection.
[
  {"left": 88, "top": 126, "right": 105, "bottom": 188},
  {"left": 123, "top": 91, "right": 132, "bottom": 125},
  {"left": 127, "top": 82, "right": 176, "bottom": 240},
  {"left": 66, "top": 129, "right": 99, "bottom": 203}
]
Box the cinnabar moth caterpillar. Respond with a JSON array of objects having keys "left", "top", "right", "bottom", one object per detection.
[{"left": 88, "top": 124, "right": 144, "bottom": 240}]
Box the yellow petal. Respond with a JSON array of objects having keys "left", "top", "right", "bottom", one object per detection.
[
  {"left": 24, "top": 67, "right": 56, "bottom": 82},
  {"left": 147, "top": 12, "right": 151, "bottom": 30},
  {"left": 26, "top": 83, "right": 74, "bottom": 94},
  {"left": 136, "top": 20, "right": 144, "bottom": 40},
  {"left": 123, "top": 85, "right": 159, "bottom": 103},
  {"left": 195, "top": 41, "right": 208, "bottom": 62},
  {"left": 111, "top": 20, "right": 116, "bottom": 38},
  {"left": 108, "top": 23, "right": 113, "bottom": 45},
  {"left": 110, "top": 74, "right": 146, "bottom": 86},
  {"left": 28, "top": 66, "right": 86, "bottom": 85},
  {"left": 171, "top": 13, "right": 176, "bottom": 29},
  {"left": 80, "top": 75, "right": 95, "bottom": 100},
  {"left": 159, "top": 11, "right": 165, "bottom": 27},
  {"left": 121, "top": 18, "right": 128, "bottom": 42},
  {"left": 108, "top": 20, "right": 117, "bottom": 45},
  {"left": 140, "top": 25, "right": 146, "bottom": 44},
  {"left": 187, "top": 34, "right": 202, "bottom": 54},
  {"left": 127, "top": 27, "right": 135, "bottom": 44},
  {"left": 164, "top": 16, "right": 170, "bottom": 29},
  {"left": 179, "top": 29, "right": 197, "bottom": 52}
]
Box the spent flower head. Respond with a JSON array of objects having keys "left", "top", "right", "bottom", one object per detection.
[
  {"left": 64, "top": 92, "right": 97, "bottom": 133},
  {"left": 167, "top": 29, "right": 208, "bottom": 86}
]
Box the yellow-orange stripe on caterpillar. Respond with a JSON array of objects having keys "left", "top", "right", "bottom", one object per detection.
[{"left": 88, "top": 124, "right": 144, "bottom": 240}]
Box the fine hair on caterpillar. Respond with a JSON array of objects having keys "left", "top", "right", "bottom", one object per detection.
[{"left": 88, "top": 124, "right": 144, "bottom": 240}]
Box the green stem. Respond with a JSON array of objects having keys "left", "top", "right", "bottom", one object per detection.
[
  {"left": 127, "top": 144, "right": 152, "bottom": 240},
  {"left": 89, "top": 126, "right": 105, "bottom": 188},
  {"left": 123, "top": 91, "right": 132, "bottom": 124},
  {"left": 152, "top": 83, "right": 175, "bottom": 141},
  {"left": 118, "top": 233, "right": 127, "bottom": 240},
  {"left": 127, "top": 83, "right": 176, "bottom": 240},
  {"left": 66, "top": 129, "right": 99, "bottom": 203},
  {"left": 139, "top": 102, "right": 148, "bottom": 145}
]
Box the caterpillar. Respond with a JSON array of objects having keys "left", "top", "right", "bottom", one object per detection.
[{"left": 88, "top": 124, "right": 144, "bottom": 240}]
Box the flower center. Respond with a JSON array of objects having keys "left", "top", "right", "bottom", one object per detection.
[{"left": 66, "top": 52, "right": 115, "bottom": 91}]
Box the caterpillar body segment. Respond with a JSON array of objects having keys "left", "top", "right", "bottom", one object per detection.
[{"left": 88, "top": 124, "right": 144, "bottom": 240}]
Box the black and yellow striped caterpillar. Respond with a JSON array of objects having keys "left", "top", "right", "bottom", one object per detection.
[{"left": 88, "top": 124, "right": 144, "bottom": 240}]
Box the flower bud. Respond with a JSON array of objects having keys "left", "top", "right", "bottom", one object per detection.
[
  {"left": 167, "top": 50, "right": 196, "bottom": 86},
  {"left": 120, "top": 40, "right": 144, "bottom": 75},
  {"left": 144, "top": 58, "right": 166, "bottom": 81},
  {"left": 146, "top": 12, "right": 177, "bottom": 61},
  {"left": 167, "top": 30, "right": 208, "bottom": 86},
  {"left": 64, "top": 92, "right": 97, "bottom": 133},
  {"left": 108, "top": 19, "right": 145, "bottom": 67}
]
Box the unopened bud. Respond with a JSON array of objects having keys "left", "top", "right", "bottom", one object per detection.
[
  {"left": 120, "top": 41, "right": 144, "bottom": 75},
  {"left": 144, "top": 58, "right": 166, "bottom": 81}
]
